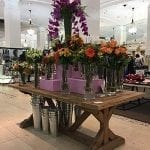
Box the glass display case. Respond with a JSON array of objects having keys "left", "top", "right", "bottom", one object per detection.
[{"left": 0, "top": 47, "right": 27, "bottom": 83}]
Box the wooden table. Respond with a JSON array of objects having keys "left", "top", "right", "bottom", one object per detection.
[
  {"left": 9, "top": 83, "right": 144, "bottom": 150},
  {"left": 123, "top": 83, "right": 150, "bottom": 90}
]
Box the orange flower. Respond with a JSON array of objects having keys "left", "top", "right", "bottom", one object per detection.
[
  {"left": 85, "top": 48, "right": 95, "bottom": 58},
  {"left": 108, "top": 39, "right": 117, "bottom": 48},
  {"left": 114, "top": 48, "right": 120, "bottom": 55},
  {"left": 120, "top": 47, "right": 127, "bottom": 54},
  {"left": 101, "top": 41, "right": 107, "bottom": 47},
  {"left": 100, "top": 46, "right": 107, "bottom": 54},
  {"left": 13, "top": 63, "right": 19, "bottom": 70}
]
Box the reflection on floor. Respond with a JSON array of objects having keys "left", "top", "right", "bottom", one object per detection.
[
  {"left": 0, "top": 85, "right": 149, "bottom": 150},
  {"left": 0, "top": 75, "right": 14, "bottom": 84}
]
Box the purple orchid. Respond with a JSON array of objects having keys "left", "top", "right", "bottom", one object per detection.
[{"left": 48, "top": 0, "right": 88, "bottom": 39}]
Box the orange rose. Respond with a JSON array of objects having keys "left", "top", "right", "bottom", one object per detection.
[
  {"left": 120, "top": 47, "right": 127, "bottom": 54},
  {"left": 101, "top": 41, "right": 107, "bottom": 47},
  {"left": 114, "top": 48, "right": 120, "bottom": 55},
  {"left": 85, "top": 48, "right": 95, "bottom": 58},
  {"left": 100, "top": 46, "right": 107, "bottom": 54},
  {"left": 108, "top": 40, "right": 117, "bottom": 48}
]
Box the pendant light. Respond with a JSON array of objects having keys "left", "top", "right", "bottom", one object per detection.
[
  {"left": 27, "top": 9, "right": 35, "bottom": 35},
  {"left": 128, "top": 7, "right": 137, "bottom": 35}
]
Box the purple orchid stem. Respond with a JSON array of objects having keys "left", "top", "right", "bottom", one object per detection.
[{"left": 48, "top": 0, "right": 88, "bottom": 39}]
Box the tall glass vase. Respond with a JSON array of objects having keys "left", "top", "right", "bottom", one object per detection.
[
  {"left": 83, "top": 64, "right": 95, "bottom": 100},
  {"left": 19, "top": 72, "right": 26, "bottom": 85},
  {"left": 116, "top": 68, "right": 124, "bottom": 92},
  {"left": 34, "top": 63, "right": 39, "bottom": 88},
  {"left": 62, "top": 64, "right": 70, "bottom": 94},
  {"left": 106, "top": 68, "right": 117, "bottom": 96}
]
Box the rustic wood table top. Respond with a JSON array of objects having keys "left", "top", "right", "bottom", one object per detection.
[{"left": 9, "top": 83, "right": 144, "bottom": 111}]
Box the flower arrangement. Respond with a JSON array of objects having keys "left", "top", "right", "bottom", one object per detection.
[
  {"left": 100, "top": 39, "right": 129, "bottom": 93},
  {"left": 13, "top": 61, "right": 29, "bottom": 84},
  {"left": 57, "top": 47, "right": 73, "bottom": 65},
  {"left": 26, "top": 49, "right": 43, "bottom": 64},
  {"left": 69, "top": 34, "right": 84, "bottom": 51},
  {"left": 43, "top": 52, "right": 56, "bottom": 65},
  {"left": 100, "top": 39, "right": 129, "bottom": 69},
  {"left": 75, "top": 44, "right": 99, "bottom": 65},
  {"left": 25, "top": 49, "right": 43, "bottom": 88},
  {"left": 74, "top": 44, "right": 100, "bottom": 99},
  {"left": 48, "top": 0, "right": 88, "bottom": 40},
  {"left": 13, "top": 62, "right": 28, "bottom": 73},
  {"left": 42, "top": 52, "right": 56, "bottom": 80}
]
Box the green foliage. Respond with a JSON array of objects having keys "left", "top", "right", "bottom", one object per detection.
[{"left": 26, "top": 49, "right": 43, "bottom": 64}]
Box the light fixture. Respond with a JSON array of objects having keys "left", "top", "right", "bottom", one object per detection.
[
  {"left": 27, "top": 9, "right": 35, "bottom": 35},
  {"left": 23, "top": 39, "right": 28, "bottom": 47},
  {"left": 128, "top": 7, "right": 137, "bottom": 35}
]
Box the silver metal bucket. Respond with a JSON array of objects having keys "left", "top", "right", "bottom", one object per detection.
[
  {"left": 31, "top": 94, "right": 41, "bottom": 130},
  {"left": 74, "top": 105, "right": 82, "bottom": 122},
  {"left": 31, "top": 102, "right": 41, "bottom": 130},
  {"left": 31, "top": 94, "right": 41, "bottom": 104},
  {"left": 49, "top": 109, "right": 59, "bottom": 137},
  {"left": 41, "top": 106, "right": 49, "bottom": 134},
  {"left": 58, "top": 102, "right": 73, "bottom": 128}
]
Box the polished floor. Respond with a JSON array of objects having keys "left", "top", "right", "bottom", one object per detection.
[{"left": 0, "top": 85, "right": 149, "bottom": 150}]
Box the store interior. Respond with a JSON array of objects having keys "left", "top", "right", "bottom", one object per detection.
[{"left": 0, "top": 0, "right": 149, "bottom": 150}]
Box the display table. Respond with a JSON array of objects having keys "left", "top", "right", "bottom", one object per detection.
[
  {"left": 123, "top": 83, "right": 150, "bottom": 90},
  {"left": 9, "top": 83, "right": 144, "bottom": 150}
]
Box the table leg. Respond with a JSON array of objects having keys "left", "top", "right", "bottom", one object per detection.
[
  {"left": 69, "top": 111, "right": 91, "bottom": 131},
  {"left": 62, "top": 107, "right": 125, "bottom": 150},
  {"left": 90, "top": 107, "right": 125, "bottom": 150}
]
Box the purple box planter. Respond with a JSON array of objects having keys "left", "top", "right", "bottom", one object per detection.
[
  {"left": 56, "top": 64, "right": 72, "bottom": 79},
  {"left": 39, "top": 79, "right": 61, "bottom": 92},
  {"left": 39, "top": 65, "right": 104, "bottom": 94},
  {"left": 68, "top": 78, "right": 104, "bottom": 94}
]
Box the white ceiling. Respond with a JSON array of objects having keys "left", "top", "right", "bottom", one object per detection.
[
  {"left": 100, "top": 0, "right": 149, "bottom": 27},
  {"left": 0, "top": 0, "right": 149, "bottom": 41}
]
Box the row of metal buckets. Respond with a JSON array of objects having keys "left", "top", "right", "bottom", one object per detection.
[{"left": 31, "top": 95, "right": 75, "bottom": 137}]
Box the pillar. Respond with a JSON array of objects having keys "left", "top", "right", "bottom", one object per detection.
[
  {"left": 81, "top": 0, "right": 100, "bottom": 43},
  {"left": 37, "top": 27, "right": 47, "bottom": 50},
  {"left": 4, "top": 0, "right": 21, "bottom": 48},
  {"left": 115, "top": 26, "right": 127, "bottom": 45},
  {"left": 146, "top": 4, "right": 150, "bottom": 55}
]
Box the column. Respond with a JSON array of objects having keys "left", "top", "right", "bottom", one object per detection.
[
  {"left": 115, "top": 26, "right": 127, "bottom": 45},
  {"left": 37, "top": 27, "right": 47, "bottom": 50},
  {"left": 4, "top": 0, "right": 21, "bottom": 48},
  {"left": 81, "top": 0, "right": 100, "bottom": 43},
  {"left": 146, "top": 4, "right": 150, "bottom": 55}
]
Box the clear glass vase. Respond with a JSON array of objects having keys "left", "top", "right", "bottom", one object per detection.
[
  {"left": 34, "top": 63, "right": 39, "bottom": 88},
  {"left": 116, "top": 69, "right": 124, "bottom": 92},
  {"left": 62, "top": 64, "right": 70, "bottom": 94},
  {"left": 83, "top": 64, "right": 95, "bottom": 100},
  {"left": 97, "top": 66, "right": 107, "bottom": 97},
  {"left": 106, "top": 68, "right": 117, "bottom": 96},
  {"left": 19, "top": 72, "right": 26, "bottom": 85}
]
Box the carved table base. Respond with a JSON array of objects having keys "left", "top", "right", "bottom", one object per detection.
[{"left": 62, "top": 107, "right": 125, "bottom": 150}]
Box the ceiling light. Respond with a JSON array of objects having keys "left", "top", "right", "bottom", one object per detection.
[
  {"left": 128, "top": 7, "right": 137, "bottom": 35},
  {"left": 27, "top": 9, "right": 35, "bottom": 35}
]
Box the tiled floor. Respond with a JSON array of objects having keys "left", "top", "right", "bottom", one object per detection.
[{"left": 0, "top": 85, "right": 149, "bottom": 150}]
